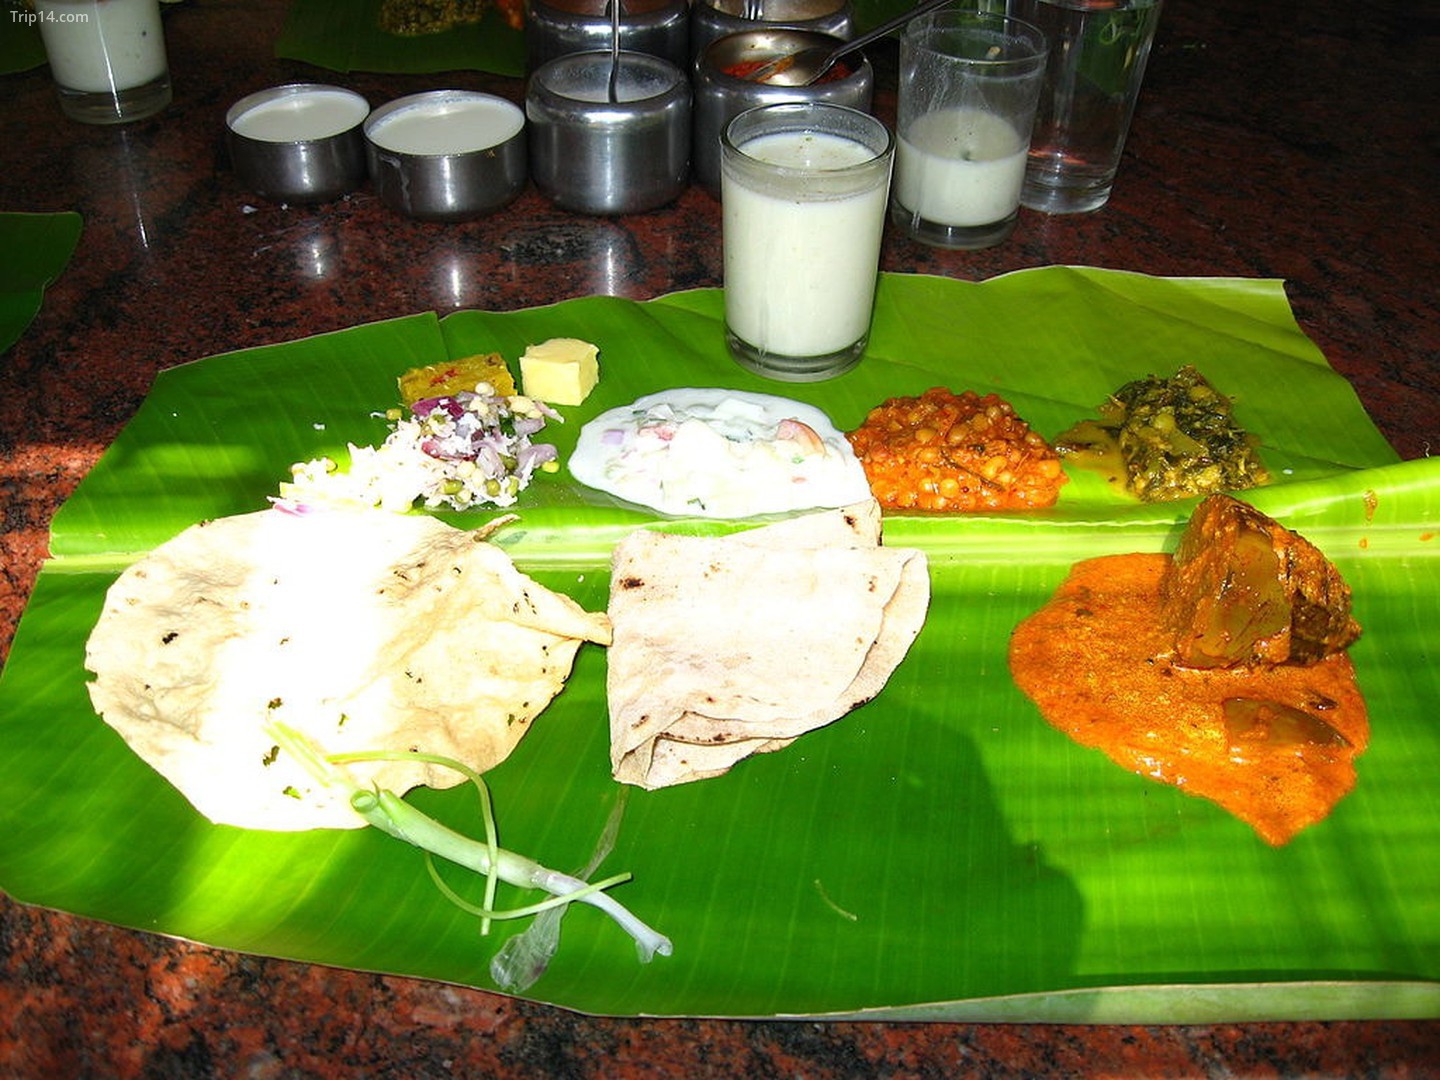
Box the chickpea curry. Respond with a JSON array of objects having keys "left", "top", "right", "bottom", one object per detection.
[{"left": 847, "top": 387, "right": 1067, "bottom": 512}]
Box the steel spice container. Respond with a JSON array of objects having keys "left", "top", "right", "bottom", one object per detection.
[{"left": 693, "top": 30, "right": 874, "bottom": 192}]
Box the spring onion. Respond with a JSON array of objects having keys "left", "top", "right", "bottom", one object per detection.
[
  {"left": 490, "top": 791, "right": 628, "bottom": 992},
  {"left": 266, "top": 721, "right": 673, "bottom": 968}
]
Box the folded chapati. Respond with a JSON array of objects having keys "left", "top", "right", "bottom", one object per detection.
[
  {"left": 606, "top": 501, "right": 929, "bottom": 789},
  {"left": 85, "top": 507, "right": 611, "bottom": 831}
]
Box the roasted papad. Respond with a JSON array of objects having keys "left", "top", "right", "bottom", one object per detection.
[
  {"left": 85, "top": 507, "right": 610, "bottom": 831},
  {"left": 606, "top": 501, "right": 929, "bottom": 789}
]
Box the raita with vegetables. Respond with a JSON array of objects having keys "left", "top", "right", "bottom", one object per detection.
[{"left": 569, "top": 388, "right": 870, "bottom": 518}]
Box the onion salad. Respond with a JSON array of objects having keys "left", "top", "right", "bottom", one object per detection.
[{"left": 277, "top": 385, "right": 562, "bottom": 513}]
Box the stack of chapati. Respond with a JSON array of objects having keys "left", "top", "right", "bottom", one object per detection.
[
  {"left": 85, "top": 507, "right": 611, "bottom": 831},
  {"left": 605, "top": 501, "right": 929, "bottom": 789},
  {"left": 85, "top": 498, "right": 927, "bottom": 824}
]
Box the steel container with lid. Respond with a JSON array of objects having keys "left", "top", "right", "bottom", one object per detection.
[{"left": 692, "top": 29, "right": 874, "bottom": 192}]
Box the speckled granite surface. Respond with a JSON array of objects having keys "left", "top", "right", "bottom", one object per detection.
[{"left": 2, "top": 0, "right": 1437, "bottom": 1075}]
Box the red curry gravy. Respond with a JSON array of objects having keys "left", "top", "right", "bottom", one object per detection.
[{"left": 1008, "top": 552, "right": 1368, "bottom": 845}]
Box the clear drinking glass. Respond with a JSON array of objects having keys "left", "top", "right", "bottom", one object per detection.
[
  {"left": 891, "top": 9, "right": 1048, "bottom": 250},
  {"left": 1013, "top": 0, "right": 1163, "bottom": 214},
  {"left": 720, "top": 102, "right": 894, "bottom": 382},
  {"left": 35, "top": 0, "right": 171, "bottom": 125}
]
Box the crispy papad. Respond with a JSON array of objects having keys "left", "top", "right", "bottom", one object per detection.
[
  {"left": 85, "top": 507, "right": 610, "bottom": 831},
  {"left": 606, "top": 501, "right": 929, "bottom": 789}
]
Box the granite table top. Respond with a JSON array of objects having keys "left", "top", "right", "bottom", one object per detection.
[{"left": 1, "top": 0, "right": 1436, "bottom": 1075}]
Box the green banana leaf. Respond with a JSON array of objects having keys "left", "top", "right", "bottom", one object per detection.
[
  {"left": 0, "top": 211, "right": 82, "bottom": 356},
  {"left": 276, "top": 0, "right": 526, "bottom": 76},
  {"left": 0, "top": 14, "right": 46, "bottom": 76},
  {"left": 2, "top": 268, "right": 1438, "bottom": 1022}
]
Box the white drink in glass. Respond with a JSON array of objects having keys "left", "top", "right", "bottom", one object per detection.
[
  {"left": 36, "top": 0, "right": 170, "bottom": 124},
  {"left": 893, "top": 10, "right": 1048, "bottom": 248},
  {"left": 722, "top": 126, "right": 891, "bottom": 377},
  {"left": 894, "top": 107, "right": 1028, "bottom": 228}
]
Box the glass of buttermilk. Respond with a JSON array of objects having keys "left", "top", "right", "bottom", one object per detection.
[
  {"left": 720, "top": 101, "right": 893, "bottom": 382},
  {"left": 34, "top": 0, "right": 171, "bottom": 124},
  {"left": 891, "top": 9, "right": 1048, "bottom": 250}
]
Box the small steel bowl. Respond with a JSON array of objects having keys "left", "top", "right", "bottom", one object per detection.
[
  {"left": 693, "top": 30, "right": 873, "bottom": 191},
  {"left": 225, "top": 83, "right": 370, "bottom": 204},
  {"left": 364, "top": 90, "right": 527, "bottom": 222},
  {"left": 526, "top": 0, "right": 689, "bottom": 73},
  {"left": 527, "top": 50, "right": 691, "bottom": 216},
  {"left": 690, "top": 0, "right": 855, "bottom": 61}
]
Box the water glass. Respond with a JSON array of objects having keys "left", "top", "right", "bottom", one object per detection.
[{"left": 1013, "top": 0, "right": 1164, "bottom": 214}]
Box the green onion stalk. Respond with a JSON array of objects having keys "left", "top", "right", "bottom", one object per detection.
[{"left": 266, "top": 722, "right": 672, "bottom": 969}]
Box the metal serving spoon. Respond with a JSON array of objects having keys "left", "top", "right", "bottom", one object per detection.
[
  {"left": 746, "top": 0, "right": 955, "bottom": 86},
  {"left": 607, "top": 0, "right": 623, "bottom": 102}
]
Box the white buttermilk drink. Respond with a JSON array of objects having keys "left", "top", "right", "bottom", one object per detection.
[
  {"left": 894, "top": 107, "right": 1028, "bottom": 227},
  {"left": 36, "top": 0, "right": 167, "bottom": 94},
  {"left": 230, "top": 89, "right": 370, "bottom": 143},
  {"left": 722, "top": 130, "right": 890, "bottom": 358},
  {"left": 368, "top": 96, "right": 524, "bottom": 156}
]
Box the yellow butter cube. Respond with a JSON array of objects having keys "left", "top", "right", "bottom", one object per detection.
[{"left": 520, "top": 337, "right": 600, "bottom": 406}]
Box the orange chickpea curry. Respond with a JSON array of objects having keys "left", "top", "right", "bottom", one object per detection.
[{"left": 846, "top": 387, "right": 1067, "bottom": 512}]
